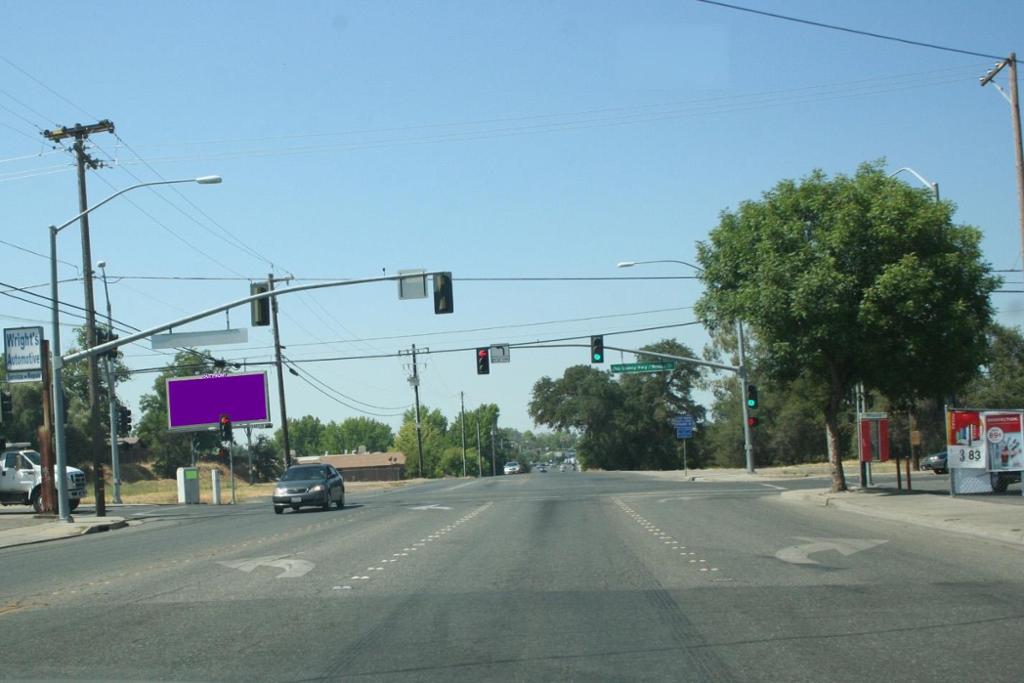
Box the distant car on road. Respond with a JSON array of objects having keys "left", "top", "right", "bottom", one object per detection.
[
  {"left": 273, "top": 464, "right": 345, "bottom": 514},
  {"left": 920, "top": 451, "right": 947, "bottom": 474},
  {"left": 503, "top": 461, "right": 522, "bottom": 475},
  {"left": 536, "top": 465, "right": 547, "bottom": 473}
]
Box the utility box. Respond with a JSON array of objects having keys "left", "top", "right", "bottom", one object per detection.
[
  {"left": 177, "top": 467, "right": 200, "bottom": 504},
  {"left": 211, "top": 469, "right": 222, "bottom": 505}
]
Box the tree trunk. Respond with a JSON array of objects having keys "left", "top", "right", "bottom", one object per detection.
[{"left": 824, "top": 389, "right": 848, "bottom": 492}]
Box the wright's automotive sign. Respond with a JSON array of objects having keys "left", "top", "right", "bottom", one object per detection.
[{"left": 3, "top": 326, "right": 44, "bottom": 383}]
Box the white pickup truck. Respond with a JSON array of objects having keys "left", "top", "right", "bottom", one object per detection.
[{"left": 0, "top": 448, "right": 86, "bottom": 513}]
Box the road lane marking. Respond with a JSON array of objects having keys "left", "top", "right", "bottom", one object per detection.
[
  {"left": 218, "top": 556, "right": 314, "bottom": 579},
  {"left": 761, "top": 483, "right": 786, "bottom": 490},
  {"left": 775, "top": 537, "right": 888, "bottom": 565}
]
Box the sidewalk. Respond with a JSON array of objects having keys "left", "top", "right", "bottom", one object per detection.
[
  {"left": 0, "top": 513, "right": 127, "bottom": 550},
  {"left": 777, "top": 487, "right": 1024, "bottom": 547}
]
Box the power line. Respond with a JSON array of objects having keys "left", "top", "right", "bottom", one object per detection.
[
  {"left": 107, "top": 67, "right": 979, "bottom": 166},
  {"left": 283, "top": 356, "right": 411, "bottom": 412},
  {"left": 0, "top": 54, "right": 99, "bottom": 121},
  {"left": 88, "top": 169, "right": 248, "bottom": 277},
  {"left": 0, "top": 237, "right": 81, "bottom": 273},
  {"left": 120, "top": 306, "right": 697, "bottom": 357},
  {"left": 697, "top": 0, "right": 1003, "bottom": 60},
  {"left": 100, "top": 135, "right": 286, "bottom": 272},
  {"left": 283, "top": 361, "right": 408, "bottom": 418}
]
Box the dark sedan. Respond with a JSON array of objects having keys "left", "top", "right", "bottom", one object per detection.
[
  {"left": 273, "top": 464, "right": 345, "bottom": 514},
  {"left": 920, "top": 451, "right": 947, "bottom": 474}
]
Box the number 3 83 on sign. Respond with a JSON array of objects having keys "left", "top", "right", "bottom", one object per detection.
[{"left": 949, "top": 446, "right": 986, "bottom": 468}]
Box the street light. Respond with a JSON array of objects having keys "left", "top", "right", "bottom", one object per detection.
[
  {"left": 889, "top": 167, "right": 939, "bottom": 202},
  {"left": 49, "top": 176, "right": 221, "bottom": 521},
  {"left": 617, "top": 259, "right": 704, "bottom": 273},
  {"left": 616, "top": 257, "right": 755, "bottom": 474},
  {"left": 96, "top": 260, "right": 122, "bottom": 504}
]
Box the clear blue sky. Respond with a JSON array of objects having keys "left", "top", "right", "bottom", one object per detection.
[{"left": 2, "top": 1, "right": 1023, "bottom": 440}]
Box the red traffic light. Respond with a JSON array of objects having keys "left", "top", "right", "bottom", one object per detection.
[
  {"left": 747, "top": 416, "right": 759, "bottom": 428},
  {"left": 220, "top": 415, "right": 231, "bottom": 426}
]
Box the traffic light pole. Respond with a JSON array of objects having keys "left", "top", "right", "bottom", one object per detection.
[
  {"left": 736, "top": 321, "right": 755, "bottom": 474},
  {"left": 98, "top": 265, "right": 122, "bottom": 504},
  {"left": 516, "top": 339, "right": 755, "bottom": 473}
]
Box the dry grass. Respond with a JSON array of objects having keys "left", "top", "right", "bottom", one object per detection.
[{"left": 78, "top": 461, "right": 420, "bottom": 505}]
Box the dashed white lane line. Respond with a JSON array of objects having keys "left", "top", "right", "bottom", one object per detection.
[
  {"left": 615, "top": 499, "right": 725, "bottom": 578},
  {"left": 761, "top": 483, "right": 786, "bottom": 491},
  {"left": 337, "top": 501, "right": 493, "bottom": 593}
]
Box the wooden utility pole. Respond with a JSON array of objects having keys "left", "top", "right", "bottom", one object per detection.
[
  {"left": 267, "top": 274, "right": 292, "bottom": 469},
  {"left": 980, "top": 55, "right": 1024, "bottom": 282},
  {"left": 38, "top": 340, "right": 56, "bottom": 514},
  {"left": 42, "top": 120, "right": 115, "bottom": 517},
  {"left": 398, "top": 344, "right": 427, "bottom": 477}
]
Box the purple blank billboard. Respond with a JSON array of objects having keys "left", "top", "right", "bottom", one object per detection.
[{"left": 166, "top": 372, "right": 271, "bottom": 431}]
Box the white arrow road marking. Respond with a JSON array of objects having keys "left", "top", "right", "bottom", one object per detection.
[
  {"left": 410, "top": 504, "right": 452, "bottom": 510},
  {"left": 775, "top": 537, "right": 888, "bottom": 565},
  {"left": 218, "top": 555, "right": 315, "bottom": 578}
]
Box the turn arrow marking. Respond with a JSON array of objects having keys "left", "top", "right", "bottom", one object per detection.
[
  {"left": 218, "top": 555, "right": 315, "bottom": 578},
  {"left": 775, "top": 537, "right": 888, "bottom": 565}
]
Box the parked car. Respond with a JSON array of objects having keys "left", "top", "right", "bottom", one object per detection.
[
  {"left": 920, "top": 451, "right": 947, "bottom": 474},
  {"left": 503, "top": 461, "right": 522, "bottom": 475},
  {"left": 273, "top": 464, "right": 345, "bottom": 514}
]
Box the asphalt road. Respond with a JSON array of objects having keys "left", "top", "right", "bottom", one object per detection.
[{"left": 2, "top": 471, "right": 1022, "bottom": 682}]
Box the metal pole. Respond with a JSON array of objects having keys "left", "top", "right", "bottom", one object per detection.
[
  {"left": 460, "top": 391, "right": 467, "bottom": 478},
  {"left": 229, "top": 446, "right": 236, "bottom": 504},
  {"left": 490, "top": 428, "right": 496, "bottom": 476},
  {"left": 736, "top": 320, "right": 754, "bottom": 473},
  {"left": 38, "top": 340, "right": 56, "bottom": 514},
  {"left": 476, "top": 419, "right": 482, "bottom": 477},
  {"left": 411, "top": 344, "right": 424, "bottom": 478},
  {"left": 73, "top": 139, "right": 105, "bottom": 517},
  {"left": 245, "top": 425, "right": 254, "bottom": 483},
  {"left": 98, "top": 265, "right": 122, "bottom": 504},
  {"left": 1009, "top": 55, "right": 1024, "bottom": 287},
  {"left": 49, "top": 226, "right": 71, "bottom": 522},
  {"left": 682, "top": 439, "right": 688, "bottom": 477},
  {"left": 268, "top": 274, "right": 292, "bottom": 469}
]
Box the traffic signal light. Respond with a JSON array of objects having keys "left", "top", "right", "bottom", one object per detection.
[
  {"left": 0, "top": 391, "right": 12, "bottom": 424},
  {"left": 590, "top": 335, "right": 604, "bottom": 363},
  {"left": 117, "top": 405, "right": 132, "bottom": 434},
  {"left": 96, "top": 327, "right": 119, "bottom": 359},
  {"left": 251, "top": 282, "right": 271, "bottom": 326},
  {"left": 219, "top": 414, "right": 233, "bottom": 442},
  {"left": 433, "top": 272, "right": 454, "bottom": 315},
  {"left": 746, "top": 384, "right": 758, "bottom": 409},
  {"left": 476, "top": 348, "right": 490, "bottom": 375},
  {"left": 747, "top": 416, "right": 759, "bottom": 428}
]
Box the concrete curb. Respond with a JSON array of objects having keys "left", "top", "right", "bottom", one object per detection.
[
  {"left": 0, "top": 516, "right": 128, "bottom": 550},
  {"left": 777, "top": 489, "right": 1024, "bottom": 547}
]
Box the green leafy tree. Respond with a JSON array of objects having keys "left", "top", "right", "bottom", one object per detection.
[
  {"left": 530, "top": 340, "right": 705, "bottom": 471},
  {"left": 394, "top": 406, "right": 448, "bottom": 478},
  {"left": 247, "top": 435, "right": 283, "bottom": 482},
  {"left": 320, "top": 417, "right": 394, "bottom": 453},
  {"left": 696, "top": 162, "right": 998, "bottom": 491},
  {"left": 137, "top": 350, "right": 220, "bottom": 477},
  {"left": 961, "top": 324, "right": 1024, "bottom": 409},
  {"left": 275, "top": 415, "right": 326, "bottom": 458}
]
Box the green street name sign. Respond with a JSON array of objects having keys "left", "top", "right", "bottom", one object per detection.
[{"left": 610, "top": 361, "right": 676, "bottom": 374}]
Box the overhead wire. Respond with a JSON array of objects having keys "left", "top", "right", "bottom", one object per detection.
[
  {"left": 108, "top": 66, "right": 981, "bottom": 166},
  {"left": 119, "top": 305, "right": 696, "bottom": 358},
  {"left": 696, "top": 0, "right": 1004, "bottom": 61},
  {"left": 0, "top": 238, "right": 81, "bottom": 274},
  {"left": 103, "top": 135, "right": 286, "bottom": 272}
]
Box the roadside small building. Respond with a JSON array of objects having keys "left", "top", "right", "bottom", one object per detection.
[{"left": 300, "top": 452, "right": 406, "bottom": 482}]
